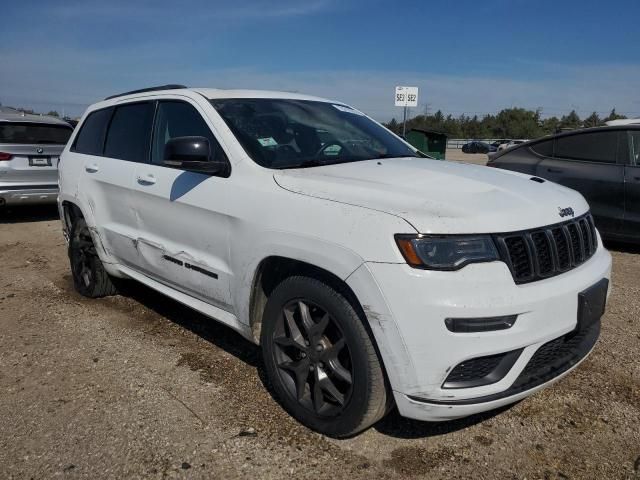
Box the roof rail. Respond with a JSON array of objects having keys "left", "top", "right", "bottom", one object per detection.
[{"left": 104, "top": 84, "right": 187, "bottom": 100}]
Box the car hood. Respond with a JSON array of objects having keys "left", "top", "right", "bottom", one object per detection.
[{"left": 273, "top": 158, "right": 590, "bottom": 234}]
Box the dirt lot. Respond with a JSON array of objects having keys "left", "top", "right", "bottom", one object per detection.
[
  {"left": 445, "top": 148, "right": 488, "bottom": 165},
  {"left": 1, "top": 198, "right": 639, "bottom": 478}
]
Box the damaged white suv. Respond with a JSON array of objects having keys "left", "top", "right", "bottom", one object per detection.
[{"left": 58, "top": 85, "right": 612, "bottom": 437}]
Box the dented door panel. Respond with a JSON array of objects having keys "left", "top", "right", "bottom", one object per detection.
[
  {"left": 76, "top": 153, "right": 140, "bottom": 265},
  {"left": 129, "top": 164, "right": 235, "bottom": 311}
]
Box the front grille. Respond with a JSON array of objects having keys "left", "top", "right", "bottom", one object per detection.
[{"left": 494, "top": 213, "right": 598, "bottom": 284}]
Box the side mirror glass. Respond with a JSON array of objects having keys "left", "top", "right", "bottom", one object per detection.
[{"left": 162, "top": 136, "right": 228, "bottom": 175}]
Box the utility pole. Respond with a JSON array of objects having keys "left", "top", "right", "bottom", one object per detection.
[{"left": 402, "top": 105, "right": 408, "bottom": 138}]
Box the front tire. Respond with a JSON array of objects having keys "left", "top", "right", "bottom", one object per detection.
[
  {"left": 68, "top": 217, "right": 117, "bottom": 298},
  {"left": 261, "top": 276, "right": 389, "bottom": 438}
]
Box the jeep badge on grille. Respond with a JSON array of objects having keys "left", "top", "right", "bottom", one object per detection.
[{"left": 558, "top": 207, "right": 575, "bottom": 218}]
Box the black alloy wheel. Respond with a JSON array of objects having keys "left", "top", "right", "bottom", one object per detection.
[
  {"left": 261, "top": 276, "right": 389, "bottom": 437},
  {"left": 272, "top": 298, "right": 353, "bottom": 416}
]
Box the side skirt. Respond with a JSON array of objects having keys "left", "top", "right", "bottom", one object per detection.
[{"left": 117, "top": 264, "right": 255, "bottom": 343}]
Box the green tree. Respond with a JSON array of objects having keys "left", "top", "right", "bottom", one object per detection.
[
  {"left": 541, "top": 116, "right": 561, "bottom": 134},
  {"left": 47, "top": 110, "right": 60, "bottom": 117},
  {"left": 384, "top": 106, "right": 618, "bottom": 141},
  {"left": 560, "top": 110, "right": 581, "bottom": 130},
  {"left": 603, "top": 108, "right": 626, "bottom": 122},
  {"left": 493, "top": 108, "right": 543, "bottom": 138},
  {"left": 583, "top": 112, "right": 601, "bottom": 128}
]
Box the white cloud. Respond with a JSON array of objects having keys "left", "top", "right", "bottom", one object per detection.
[
  {"left": 49, "top": 0, "right": 335, "bottom": 21},
  {"left": 1, "top": 46, "right": 638, "bottom": 121}
]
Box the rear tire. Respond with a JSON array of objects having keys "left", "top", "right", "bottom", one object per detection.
[
  {"left": 261, "top": 275, "right": 389, "bottom": 438},
  {"left": 68, "top": 217, "right": 117, "bottom": 298}
]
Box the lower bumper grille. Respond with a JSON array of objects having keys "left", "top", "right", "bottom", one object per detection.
[
  {"left": 443, "top": 349, "right": 522, "bottom": 389},
  {"left": 411, "top": 320, "right": 600, "bottom": 405},
  {"left": 511, "top": 320, "right": 600, "bottom": 391}
]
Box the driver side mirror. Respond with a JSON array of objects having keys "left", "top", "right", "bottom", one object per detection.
[{"left": 163, "top": 136, "right": 229, "bottom": 175}]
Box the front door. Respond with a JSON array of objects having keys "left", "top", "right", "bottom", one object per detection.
[{"left": 129, "top": 99, "right": 235, "bottom": 312}]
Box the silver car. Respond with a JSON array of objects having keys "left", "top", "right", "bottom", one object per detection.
[{"left": 0, "top": 107, "right": 73, "bottom": 206}]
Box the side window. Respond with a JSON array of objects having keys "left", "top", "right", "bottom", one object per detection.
[
  {"left": 554, "top": 131, "right": 618, "bottom": 164},
  {"left": 630, "top": 131, "right": 640, "bottom": 165},
  {"left": 104, "top": 102, "right": 154, "bottom": 162},
  {"left": 73, "top": 108, "right": 113, "bottom": 155},
  {"left": 530, "top": 139, "right": 553, "bottom": 157},
  {"left": 151, "top": 101, "right": 225, "bottom": 165}
]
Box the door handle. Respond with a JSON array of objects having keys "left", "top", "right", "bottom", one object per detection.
[
  {"left": 84, "top": 164, "right": 99, "bottom": 173},
  {"left": 136, "top": 173, "right": 156, "bottom": 185},
  {"left": 547, "top": 167, "right": 563, "bottom": 173}
]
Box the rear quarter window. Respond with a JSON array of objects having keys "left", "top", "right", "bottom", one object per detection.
[
  {"left": 554, "top": 131, "right": 618, "bottom": 163},
  {"left": 0, "top": 122, "right": 72, "bottom": 145},
  {"left": 530, "top": 139, "right": 553, "bottom": 157},
  {"left": 73, "top": 108, "right": 113, "bottom": 155}
]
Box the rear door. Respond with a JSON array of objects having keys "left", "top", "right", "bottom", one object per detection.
[
  {"left": 73, "top": 102, "right": 155, "bottom": 267},
  {"left": 535, "top": 130, "right": 625, "bottom": 237},
  {"left": 623, "top": 130, "right": 640, "bottom": 239},
  {"left": 129, "top": 99, "right": 235, "bottom": 311}
]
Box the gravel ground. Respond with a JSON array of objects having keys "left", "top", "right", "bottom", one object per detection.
[
  {"left": 0, "top": 197, "right": 638, "bottom": 479},
  {"left": 445, "top": 148, "right": 488, "bottom": 165}
]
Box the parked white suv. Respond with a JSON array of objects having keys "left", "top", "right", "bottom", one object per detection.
[{"left": 58, "top": 85, "right": 612, "bottom": 437}]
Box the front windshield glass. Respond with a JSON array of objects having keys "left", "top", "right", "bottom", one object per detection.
[{"left": 210, "top": 98, "right": 418, "bottom": 169}]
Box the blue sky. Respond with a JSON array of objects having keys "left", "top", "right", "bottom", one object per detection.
[{"left": 2, "top": 0, "right": 639, "bottom": 120}]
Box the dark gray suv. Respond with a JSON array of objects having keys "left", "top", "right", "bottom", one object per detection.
[{"left": 488, "top": 126, "right": 640, "bottom": 243}]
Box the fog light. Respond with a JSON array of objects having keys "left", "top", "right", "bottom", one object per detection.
[{"left": 445, "top": 315, "right": 517, "bottom": 333}]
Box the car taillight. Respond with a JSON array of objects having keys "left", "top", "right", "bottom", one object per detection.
[{"left": 0, "top": 152, "right": 13, "bottom": 161}]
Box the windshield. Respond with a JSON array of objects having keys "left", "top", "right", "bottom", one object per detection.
[
  {"left": 0, "top": 122, "right": 73, "bottom": 145},
  {"left": 210, "top": 98, "right": 418, "bottom": 169}
]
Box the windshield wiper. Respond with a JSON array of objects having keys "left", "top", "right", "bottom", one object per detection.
[
  {"left": 368, "top": 152, "right": 421, "bottom": 160},
  {"left": 277, "top": 159, "right": 325, "bottom": 169},
  {"left": 277, "top": 157, "right": 362, "bottom": 169}
]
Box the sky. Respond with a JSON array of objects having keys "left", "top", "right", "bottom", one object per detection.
[{"left": 1, "top": 0, "right": 639, "bottom": 121}]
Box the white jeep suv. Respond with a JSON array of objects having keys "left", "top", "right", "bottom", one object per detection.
[{"left": 58, "top": 85, "right": 612, "bottom": 437}]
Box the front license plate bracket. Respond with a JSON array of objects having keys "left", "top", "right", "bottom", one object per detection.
[{"left": 577, "top": 278, "right": 608, "bottom": 331}]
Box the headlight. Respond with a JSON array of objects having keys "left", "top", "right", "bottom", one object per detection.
[{"left": 395, "top": 234, "right": 499, "bottom": 270}]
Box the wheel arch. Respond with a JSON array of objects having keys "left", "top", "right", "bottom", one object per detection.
[
  {"left": 60, "top": 200, "right": 85, "bottom": 233},
  {"left": 60, "top": 199, "right": 122, "bottom": 276},
  {"left": 248, "top": 256, "right": 365, "bottom": 343},
  {"left": 248, "top": 254, "right": 399, "bottom": 401}
]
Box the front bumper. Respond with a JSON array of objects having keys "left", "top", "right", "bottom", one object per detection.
[
  {"left": 0, "top": 185, "right": 59, "bottom": 205},
  {"left": 346, "top": 243, "right": 612, "bottom": 422}
]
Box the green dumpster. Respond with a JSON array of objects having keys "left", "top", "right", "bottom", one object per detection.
[{"left": 405, "top": 128, "right": 447, "bottom": 160}]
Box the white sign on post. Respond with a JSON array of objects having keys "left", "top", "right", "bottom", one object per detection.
[{"left": 395, "top": 86, "right": 419, "bottom": 107}]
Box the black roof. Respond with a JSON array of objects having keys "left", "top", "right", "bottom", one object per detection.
[{"left": 105, "top": 84, "right": 187, "bottom": 100}]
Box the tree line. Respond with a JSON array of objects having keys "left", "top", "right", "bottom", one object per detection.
[{"left": 386, "top": 108, "right": 629, "bottom": 139}]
